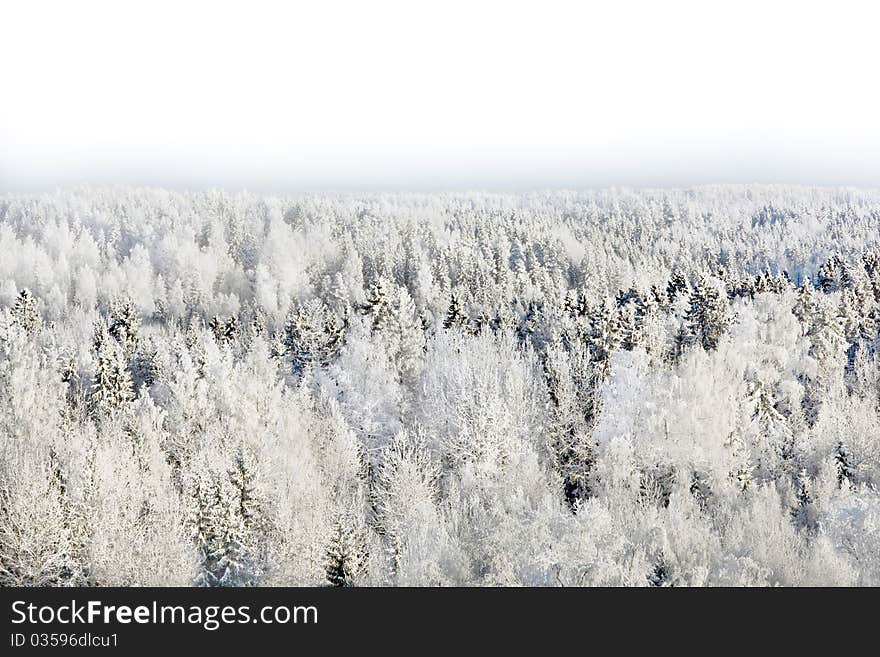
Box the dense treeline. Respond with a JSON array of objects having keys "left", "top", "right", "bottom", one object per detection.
[{"left": 1, "top": 185, "right": 879, "bottom": 586}]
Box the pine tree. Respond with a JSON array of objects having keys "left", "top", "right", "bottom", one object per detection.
[
  {"left": 208, "top": 315, "right": 224, "bottom": 343},
  {"left": 224, "top": 315, "right": 239, "bottom": 344},
  {"left": 689, "top": 470, "right": 711, "bottom": 511},
  {"left": 862, "top": 250, "right": 880, "bottom": 302},
  {"left": 543, "top": 342, "right": 596, "bottom": 510},
  {"left": 211, "top": 483, "right": 256, "bottom": 587},
  {"left": 190, "top": 471, "right": 221, "bottom": 587},
  {"left": 228, "top": 448, "right": 261, "bottom": 534},
  {"left": 667, "top": 321, "right": 692, "bottom": 365},
  {"left": 516, "top": 300, "right": 541, "bottom": 346}
]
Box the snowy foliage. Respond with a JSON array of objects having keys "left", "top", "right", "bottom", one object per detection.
[{"left": 2, "top": 185, "right": 880, "bottom": 586}]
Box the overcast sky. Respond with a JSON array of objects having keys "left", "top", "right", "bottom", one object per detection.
[{"left": 2, "top": 1, "right": 879, "bottom": 191}]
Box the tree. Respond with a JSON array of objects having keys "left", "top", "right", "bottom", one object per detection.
[
  {"left": 442, "top": 289, "right": 467, "bottom": 330},
  {"left": 108, "top": 296, "right": 140, "bottom": 355},
  {"left": 209, "top": 315, "right": 239, "bottom": 346},
  {"left": 834, "top": 441, "right": 854, "bottom": 487},
  {"left": 543, "top": 341, "right": 596, "bottom": 510},
  {"left": 818, "top": 254, "right": 845, "bottom": 293},
  {"left": 90, "top": 322, "right": 134, "bottom": 419},
  {"left": 11, "top": 289, "right": 42, "bottom": 336},
  {"left": 746, "top": 378, "right": 794, "bottom": 476},
  {"left": 615, "top": 292, "right": 644, "bottom": 351},
  {"left": 324, "top": 513, "right": 367, "bottom": 587},
  {"left": 792, "top": 280, "right": 819, "bottom": 336},
  {"left": 284, "top": 298, "right": 346, "bottom": 374},
  {"left": 364, "top": 276, "right": 394, "bottom": 331},
  {"left": 666, "top": 270, "right": 688, "bottom": 303},
  {"left": 585, "top": 298, "right": 618, "bottom": 377},
  {"left": 377, "top": 286, "right": 424, "bottom": 388},
  {"left": 685, "top": 277, "right": 730, "bottom": 352}
]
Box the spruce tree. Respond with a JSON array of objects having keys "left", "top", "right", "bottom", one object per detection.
[
  {"left": 792, "top": 280, "right": 819, "bottom": 336},
  {"left": 209, "top": 315, "right": 239, "bottom": 346},
  {"left": 364, "top": 276, "right": 393, "bottom": 331},
  {"left": 324, "top": 516, "right": 364, "bottom": 587},
  {"left": 615, "top": 297, "right": 643, "bottom": 351},
  {"left": 108, "top": 296, "right": 140, "bottom": 355},
  {"left": 818, "top": 254, "right": 844, "bottom": 293},
  {"left": 834, "top": 441, "right": 854, "bottom": 487},
  {"left": 284, "top": 298, "right": 345, "bottom": 374},
  {"left": 791, "top": 468, "right": 818, "bottom": 532},
  {"left": 212, "top": 484, "right": 256, "bottom": 587},
  {"left": 585, "top": 298, "right": 618, "bottom": 377},
  {"left": 746, "top": 378, "right": 794, "bottom": 474},
  {"left": 90, "top": 322, "right": 134, "bottom": 418},
  {"left": 11, "top": 289, "right": 42, "bottom": 336},
  {"left": 666, "top": 270, "right": 688, "bottom": 303},
  {"left": 685, "top": 277, "right": 730, "bottom": 352},
  {"left": 442, "top": 289, "right": 467, "bottom": 330}
]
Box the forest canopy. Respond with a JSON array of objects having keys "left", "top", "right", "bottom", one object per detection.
[{"left": 1, "top": 185, "right": 879, "bottom": 586}]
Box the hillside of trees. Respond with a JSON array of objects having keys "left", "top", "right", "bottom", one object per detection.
[{"left": 1, "top": 185, "right": 880, "bottom": 586}]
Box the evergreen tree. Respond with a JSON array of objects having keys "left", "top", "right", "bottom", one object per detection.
[
  {"left": 685, "top": 277, "right": 730, "bottom": 352},
  {"left": 834, "top": 441, "right": 854, "bottom": 487},
  {"left": 190, "top": 471, "right": 221, "bottom": 587},
  {"left": 324, "top": 515, "right": 365, "bottom": 587},
  {"left": 11, "top": 289, "right": 42, "bottom": 336},
  {"left": 818, "top": 254, "right": 845, "bottom": 293},
  {"left": 689, "top": 470, "right": 711, "bottom": 511},
  {"left": 543, "top": 341, "right": 596, "bottom": 510},
  {"left": 615, "top": 294, "right": 643, "bottom": 351},
  {"left": 667, "top": 321, "right": 692, "bottom": 365},
  {"left": 90, "top": 322, "right": 134, "bottom": 418},
  {"left": 211, "top": 483, "right": 257, "bottom": 587},
  {"left": 666, "top": 270, "right": 688, "bottom": 303},
  {"left": 284, "top": 298, "right": 346, "bottom": 374},
  {"left": 108, "top": 296, "right": 140, "bottom": 355},
  {"left": 442, "top": 289, "right": 467, "bottom": 330},
  {"left": 792, "top": 280, "right": 819, "bottom": 336},
  {"left": 380, "top": 286, "right": 425, "bottom": 387},
  {"left": 791, "top": 468, "right": 818, "bottom": 532},
  {"left": 585, "top": 298, "right": 618, "bottom": 377},
  {"left": 209, "top": 315, "right": 239, "bottom": 346},
  {"left": 228, "top": 448, "right": 261, "bottom": 533},
  {"left": 746, "top": 378, "right": 794, "bottom": 474},
  {"left": 364, "top": 276, "right": 393, "bottom": 331},
  {"left": 648, "top": 554, "right": 670, "bottom": 587}
]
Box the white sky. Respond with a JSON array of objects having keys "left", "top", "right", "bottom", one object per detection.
[{"left": 2, "top": 0, "right": 879, "bottom": 191}]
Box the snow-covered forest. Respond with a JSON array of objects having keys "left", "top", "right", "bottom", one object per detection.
[{"left": 2, "top": 185, "right": 880, "bottom": 587}]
